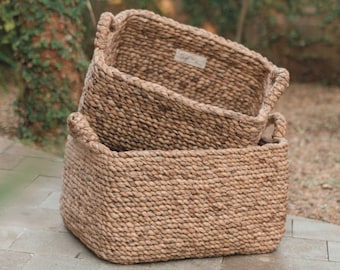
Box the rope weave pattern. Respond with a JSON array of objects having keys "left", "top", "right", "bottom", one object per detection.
[
  {"left": 61, "top": 10, "right": 289, "bottom": 264},
  {"left": 61, "top": 112, "right": 289, "bottom": 264},
  {"left": 79, "top": 10, "right": 289, "bottom": 151}
]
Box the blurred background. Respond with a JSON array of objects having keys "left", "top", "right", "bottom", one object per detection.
[
  {"left": 2, "top": 1, "right": 340, "bottom": 86},
  {"left": 0, "top": 0, "right": 339, "bottom": 224},
  {"left": 85, "top": 0, "right": 340, "bottom": 85},
  {"left": 1, "top": 0, "right": 339, "bottom": 144}
]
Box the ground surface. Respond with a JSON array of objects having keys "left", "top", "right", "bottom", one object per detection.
[
  {"left": 0, "top": 83, "right": 339, "bottom": 225},
  {"left": 276, "top": 84, "right": 340, "bottom": 225}
]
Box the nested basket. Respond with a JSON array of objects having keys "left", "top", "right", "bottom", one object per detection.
[
  {"left": 60, "top": 112, "right": 289, "bottom": 264},
  {"left": 79, "top": 10, "right": 289, "bottom": 151}
]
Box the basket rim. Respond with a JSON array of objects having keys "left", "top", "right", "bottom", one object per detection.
[
  {"left": 114, "top": 9, "right": 274, "bottom": 69},
  {"left": 67, "top": 111, "right": 288, "bottom": 158},
  {"left": 68, "top": 134, "right": 288, "bottom": 159},
  {"left": 90, "top": 9, "right": 289, "bottom": 124},
  {"left": 90, "top": 60, "right": 266, "bottom": 124}
]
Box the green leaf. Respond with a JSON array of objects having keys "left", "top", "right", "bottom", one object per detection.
[{"left": 4, "top": 20, "right": 15, "bottom": 32}]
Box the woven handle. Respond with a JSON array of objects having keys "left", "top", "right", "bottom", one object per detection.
[
  {"left": 264, "top": 68, "right": 289, "bottom": 113},
  {"left": 67, "top": 112, "right": 99, "bottom": 143},
  {"left": 268, "top": 112, "right": 287, "bottom": 141},
  {"left": 94, "top": 12, "right": 115, "bottom": 50}
]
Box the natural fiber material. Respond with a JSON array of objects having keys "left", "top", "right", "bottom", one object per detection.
[
  {"left": 61, "top": 10, "right": 290, "bottom": 264},
  {"left": 60, "top": 112, "right": 289, "bottom": 264},
  {"left": 79, "top": 10, "right": 289, "bottom": 151}
]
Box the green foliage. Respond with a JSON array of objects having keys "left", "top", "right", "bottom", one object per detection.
[
  {"left": 182, "top": 0, "right": 241, "bottom": 37},
  {"left": 0, "top": 0, "right": 18, "bottom": 68},
  {"left": 124, "top": 0, "right": 160, "bottom": 11},
  {"left": 2, "top": 0, "right": 88, "bottom": 144},
  {"left": 248, "top": 0, "right": 340, "bottom": 85},
  {"left": 251, "top": 0, "right": 339, "bottom": 45}
]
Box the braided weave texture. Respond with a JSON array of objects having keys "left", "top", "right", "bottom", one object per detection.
[
  {"left": 79, "top": 10, "right": 289, "bottom": 151},
  {"left": 60, "top": 112, "right": 289, "bottom": 264},
  {"left": 61, "top": 10, "right": 290, "bottom": 264}
]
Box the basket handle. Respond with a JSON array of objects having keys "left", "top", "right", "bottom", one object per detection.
[
  {"left": 94, "top": 12, "right": 115, "bottom": 50},
  {"left": 264, "top": 68, "right": 289, "bottom": 113},
  {"left": 268, "top": 112, "right": 287, "bottom": 141},
  {"left": 67, "top": 112, "right": 100, "bottom": 143}
]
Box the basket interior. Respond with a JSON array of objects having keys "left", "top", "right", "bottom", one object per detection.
[{"left": 105, "top": 13, "right": 271, "bottom": 117}]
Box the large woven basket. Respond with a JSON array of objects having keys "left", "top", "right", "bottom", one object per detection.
[
  {"left": 60, "top": 112, "right": 289, "bottom": 264},
  {"left": 79, "top": 10, "right": 289, "bottom": 151}
]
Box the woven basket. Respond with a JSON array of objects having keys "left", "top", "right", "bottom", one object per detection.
[
  {"left": 79, "top": 10, "right": 289, "bottom": 151},
  {"left": 60, "top": 112, "right": 289, "bottom": 264}
]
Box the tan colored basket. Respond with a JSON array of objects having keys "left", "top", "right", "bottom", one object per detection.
[
  {"left": 60, "top": 112, "right": 289, "bottom": 264},
  {"left": 79, "top": 10, "right": 289, "bottom": 151}
]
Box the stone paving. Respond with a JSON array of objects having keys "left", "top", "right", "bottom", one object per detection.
[{"left": 0, "top": 136, "right": 339, "bottom": 270}]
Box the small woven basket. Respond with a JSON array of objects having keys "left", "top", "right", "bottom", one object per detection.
[
  {"left": 60, "top": 112, "right": 289, "bottom": 264},
  {"left": 79, "top": 10, "right": 289, "bottom": 151}
]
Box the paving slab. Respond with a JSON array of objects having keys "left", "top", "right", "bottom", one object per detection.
[
  {"left": 328, "top": 241, "right": 340, "bottom": 262},
  {"left": 221, "top": 254, "right": 287, "bottom": 270},
  {"left": 293, "top": 218, "right": 340, "bottom": 241},
  {"left": 0, "top": 250, "right": 32, "bottom": 270},
  {"left": 14, "top": 156, "right": 64, "bottom": 178},
  {"left": 286, "top": 258, "right": 340, "bottom": 270},
  {"left": 0, "top": 169, "right": 38, "bottom": 204},
  {"left": 22, "top": 255, "right": 101, "bottom": 270},
  {"left": 9, "top": 186, "right": 52, "bottom": 208},
  {"left": 0, "top": 153, "right": 22, "bottom": 170},
  {"left": 8, "top": 229, "right": 88, "bottom": 257},
  {"left": 221, "top": 255, "right": 340, "bottom": 270},
  {"left": 147, "top": 257, "right": 223, "bottom": 270},
  {"left": 277, "top": 237, "right": 328, "bottom": 261},
  {"left": 7, "top": 176, "right": 61, "bottom": 209},
  {"left": 3, "top": 141, "right": 62, "bottom": 161},
  {"left": 39, "top": 191, "right": 61, "bottom": 210},
  {"left": 0, "top": 226, "right": 25, "bottom": 249},
  {"left": 28, "top": 175, "right": 62, "bottom": 191},
  {"left": 0, "top": 137, "right": 14, "bottom": 153},
  {"left": 0, "top": 206, "right": 64, "bottom": 231}
]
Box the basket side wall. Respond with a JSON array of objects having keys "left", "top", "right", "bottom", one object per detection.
[
  {"left": 80, "top": 62, "right": 264, "bottom": 151},
  {"left": 60, "top": 137, "right": 289, "bottom": 264},
  {"left": 105, "top": 12, "right": 270, "bottom": 117}
]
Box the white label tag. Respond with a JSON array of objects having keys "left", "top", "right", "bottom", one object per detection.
[{"left": 174, "top": 49, "right": 207, "bottom": 69}]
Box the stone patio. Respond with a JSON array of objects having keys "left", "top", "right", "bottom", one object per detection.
[{"left": 0, "top": 136, "right": 339, "bottom": 270}]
